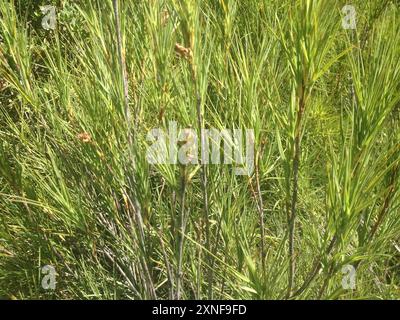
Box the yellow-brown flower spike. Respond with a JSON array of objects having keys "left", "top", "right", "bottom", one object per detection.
[
  {"left": 76, "top": 132, "right": 91, "bottom": 143},
  {"left": 174, "top": 43, "right": 192, "bottom": 61},
  {"left": 161, "top": 9, "right": 170, "bottom": 27}
]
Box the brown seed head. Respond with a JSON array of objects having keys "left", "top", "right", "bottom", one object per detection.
[
  {"left": 161, "top": 9, "right": 170, "bottom": 26},
  {"left": 77, "top": 132, "right": 91, "bottom": 143},
  {"left": 175, "top": 43, "right": 192, "bottom": 60}
]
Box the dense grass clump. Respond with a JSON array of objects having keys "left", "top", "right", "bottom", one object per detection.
[{"left": 0, "top": 0, "right": 399, "bottom": 299}]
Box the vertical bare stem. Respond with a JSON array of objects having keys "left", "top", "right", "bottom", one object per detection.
[
  {"left": 369, "top": 165, "right": 398, "bottom": 241},
  {"left": 250, "top": 151, "right": 266, "bottom": 273},
  {"left": 113, "top": 0, "right": 156, "bottom": 298},
  {"left": 195, "top": 91, "right": 212, "bottom": 298},
  {"left": 176, "top": 171, "right": 187, "bottom": 300},
  {"left": 287, "top": 87, "right": 305, "bottom": 298},
  {"left": 188, "top": 33, "right": 212, "bottom": 299},
  {"left": 255, "top": 153, "right": 266, "bottom": 271}
]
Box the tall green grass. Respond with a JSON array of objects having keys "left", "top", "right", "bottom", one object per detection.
[{"left": 0, "top": 0, "right": 399, "bottom": 299}]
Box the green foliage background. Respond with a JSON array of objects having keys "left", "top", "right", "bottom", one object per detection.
[{"left": 0, "top": 0, "right": 399, "bottom": 299}]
